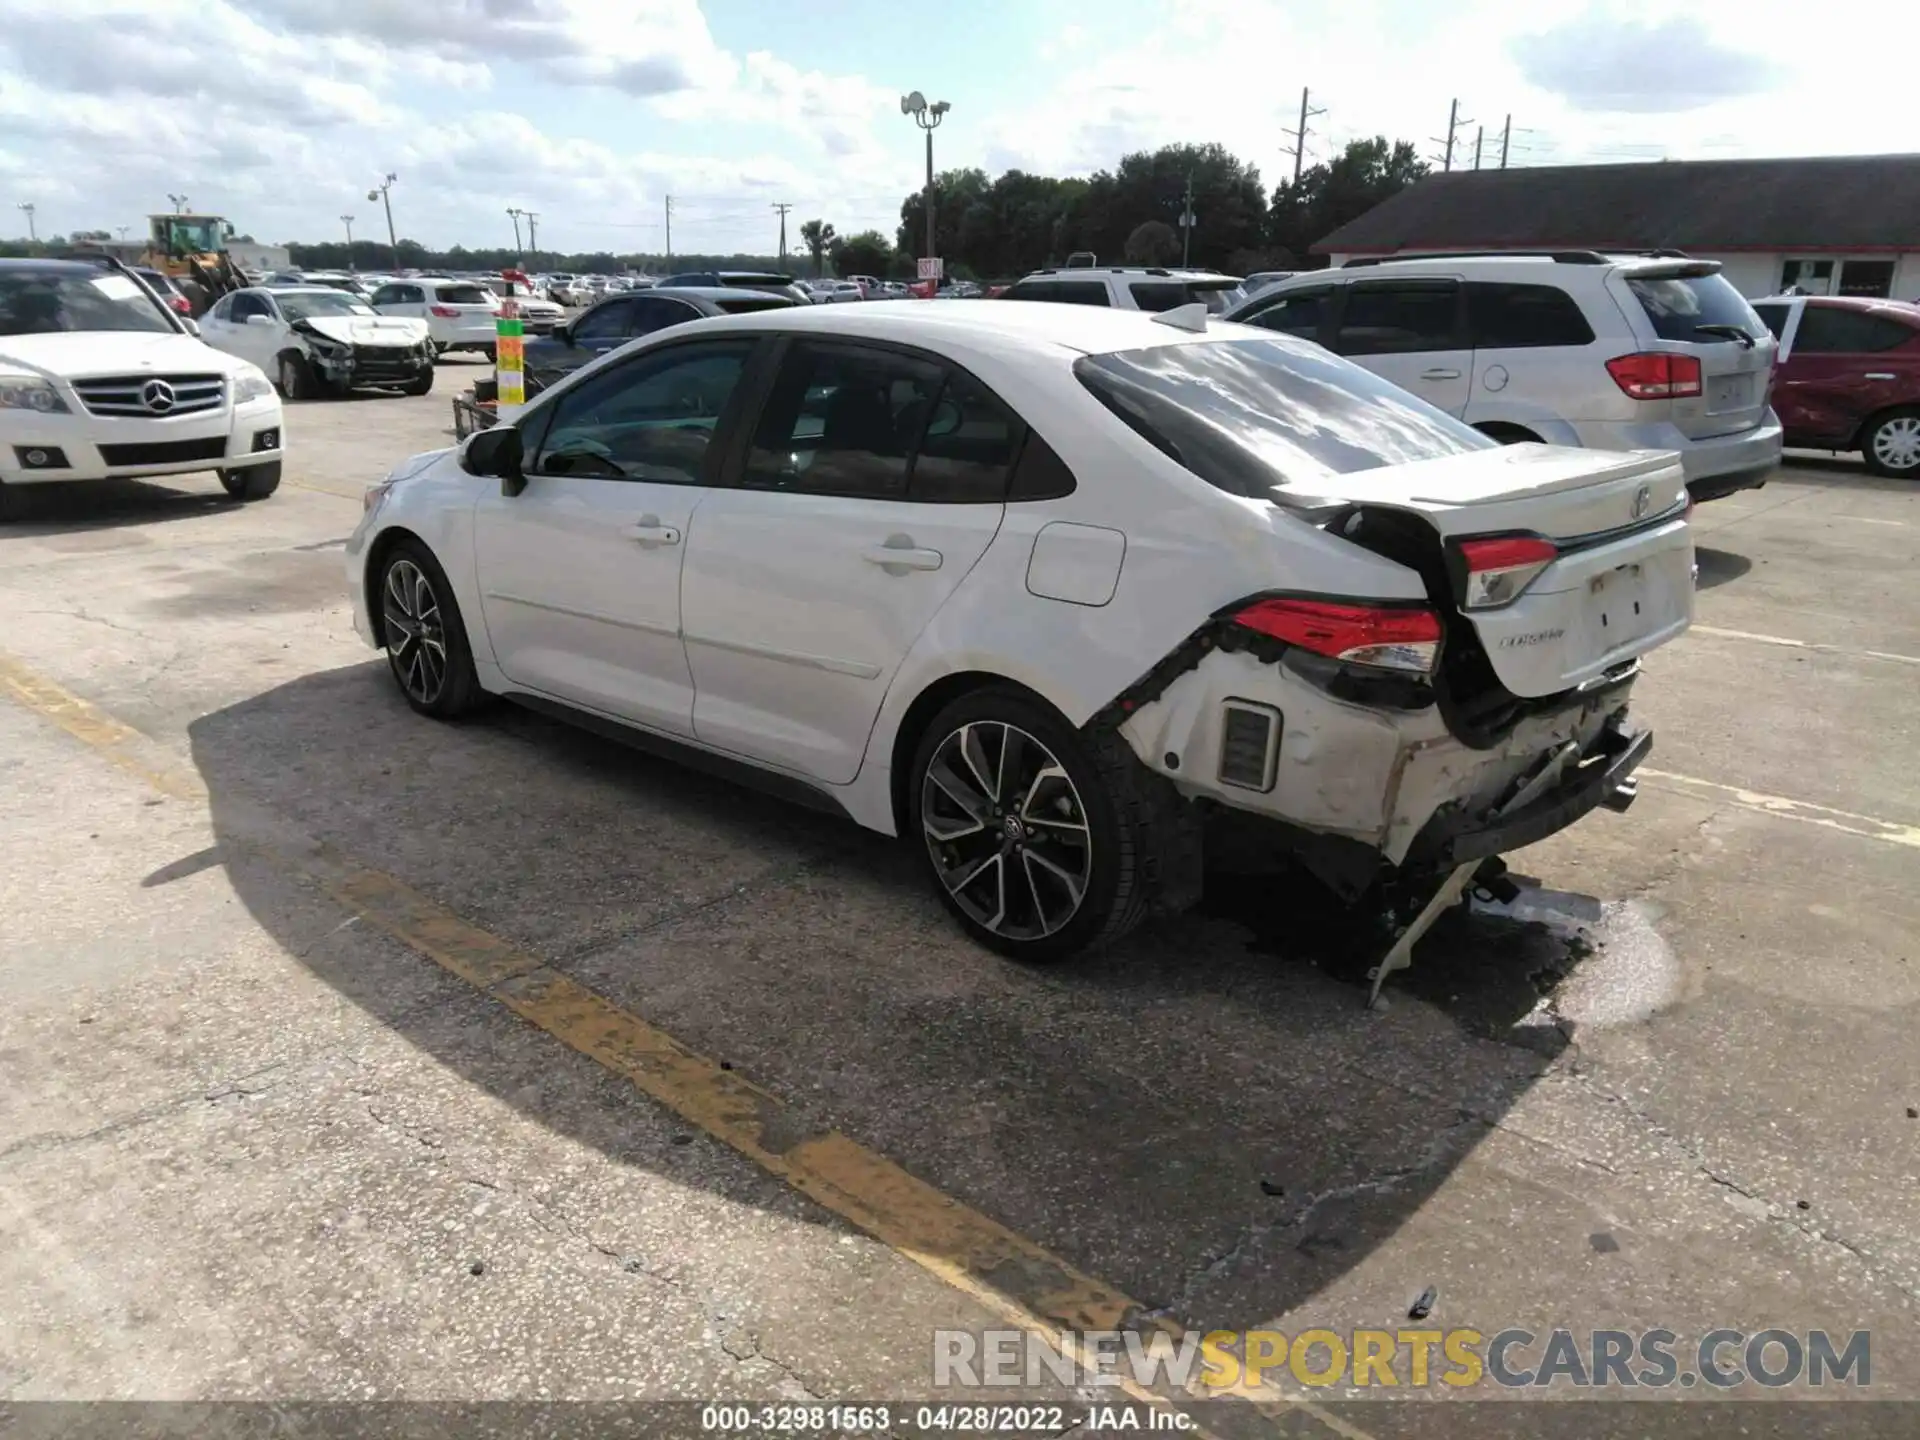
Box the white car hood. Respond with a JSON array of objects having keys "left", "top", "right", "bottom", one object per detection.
[
  {"left": 301, "top": 315, "right": 429, "bottom": 347},
  {"left": 0, "top": 330, "right": 244, "bottom": 381}
]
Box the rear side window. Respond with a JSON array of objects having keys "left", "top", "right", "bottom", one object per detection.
[
  {"left": 744, "top": 340, "right": 944, "bottom": 498},
  {"left": 911, "top": 372, "right": 1018, "bottom": 502},
  {"left": 1792, "top": 306, "right": 1916, "bottom": 354},
  {"left": 1335, "top": 282, "right": 1461, "bottom": 355},
  {"left": 435, "top": 284, "right": 493, "bottom": 305},
  {"left": 1075, "top": 336, "right": 1493, "bottom": 495},
  {"left": 1237, "top": 289, "right": 1329, "bottom": 340},
  {"left": 1626, "top": 271, "right": 1765, "bottom": 343},
  {"left": 1052, "top": 282, "right": 1110, "bottom": 307},
  {"left": 1467, "top": 282, "right": 1595, "bottom": 348}
]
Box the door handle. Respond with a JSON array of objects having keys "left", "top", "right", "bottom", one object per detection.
[
  {"left": 1865, "top": 372, "right": 1896, "bottom": 381},
  {"left": 1419, "top": 367, "right": 1462, "bottom": 380},
  {"left": 629, "top": 515, "right": 681, "bottom": 547},
  {"left": 863, "top": 535, "right": 943, "bottom": 573}
]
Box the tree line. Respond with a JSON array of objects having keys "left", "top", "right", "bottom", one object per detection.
[{"left": 3, "top": 135, "right": 1428, "bottom": 283}]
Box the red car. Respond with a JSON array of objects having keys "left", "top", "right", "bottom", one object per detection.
[{"left": 1750, "top": 294, "right": 1920, "bottom": 478}]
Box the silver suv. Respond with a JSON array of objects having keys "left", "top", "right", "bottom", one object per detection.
[
  {"left": 1223, "top": 251, "right": 1783, "bottom": 500},
  {"left": 1001, "top": 265, "right": 1243, "bottom": 313}
]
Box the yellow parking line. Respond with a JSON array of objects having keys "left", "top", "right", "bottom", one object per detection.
[{"left": 0, "top": 650, "right": 1364, "bottom": 1439}]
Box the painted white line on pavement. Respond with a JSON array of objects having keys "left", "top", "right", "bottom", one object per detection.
[
  {"left": 1688, "top": 625, "right": 1920, "bottom": 668},
  {"left": 1640, "top": 770, "right": 1920, "bottom": 850}
]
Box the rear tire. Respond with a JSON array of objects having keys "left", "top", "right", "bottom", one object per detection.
[
  {"left": 375, "top": 539, "right": 485, "bottom": 720},
  {"left": 277, "top": 353, "right": 315, "bottom": 401},
  {"left": 1861, "top": 408, "right": 1920, "bottom": 478},
  {"left": 907, "top": 686, "right": 1188, "bottom": 963},
  {"left": 218, "top": 462, "right": 280, "bottom": 501}
]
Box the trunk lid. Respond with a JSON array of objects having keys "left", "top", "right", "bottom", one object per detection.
[{"left": 1288, "top": 445, "right": 1694, "bottom": 698}]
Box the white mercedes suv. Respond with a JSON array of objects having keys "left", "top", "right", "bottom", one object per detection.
[
  {"left": 0, "top": 257, "right": 285, "bottom": 518},
  {"left": 347, "top": 302, "right": 1693, "bottom": 998}
]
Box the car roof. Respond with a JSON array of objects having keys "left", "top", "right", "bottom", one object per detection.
[
  {"left": 639, "top": 286, "right": 792, "bottom": 305},
  {"left": 245, "top": 285, "right": 354, "bottom": 298},
  {"left": 1785, "top": 293, "right": 1916, "bottom": 314},
  {"left": 0, "top": 258, "right": 106, "bottom": 278},
  {"left": 668, "top": 297, "right": 1234, "bottom": 355},
  {"left": 1023, "top": 266, "right": 1235, "bottom": 281}
]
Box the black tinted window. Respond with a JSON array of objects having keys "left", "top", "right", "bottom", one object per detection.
[
  {"left": 573, "top": 300, "right": 632, "bottom": 341},
  {"left": 1793, "top": 306, "right": 1916, "bottom": 354},
  {"left": 745, "top": 341, "right": 943, "bottom": 498},
  {"left": 1751, "top": 303, "right": 1789, "bottom": 341},
  {"left": 230, "top": 292, "right": 268, "bottom": 321},
  {"left": 631, "top": 297, "right": 698, "bottom": 333},
  {"left": 911, "top": 372, "right": 1018, "bottom": 502},
  {"left": 1054, "top": 282, "right": 1110, "bottom": 307},
  {"left": 532, "top": 341, "right": 753, "bottom": 483},
  {"left": 1335, "top": 282, "right": 1460, "bottom": 354},
  {"left": 1467, "top": 282, "right": 1595, "bottom": 348},
  {"left": 1005, "top": 281, "right": 1055, "bottom": 303},
  {"left": 1075, "top": 336, "right": 1492, "bottom": 495},
  {"left": 1627, "top": 271, "right": 1764, "bottom": 343},
  {"left": 434, "top": 284, "right": 492, "bottom": 305},
  {"left": 1128, "top": 281, "right": 1238, "bottom": 315},
  {"left": 1237, "top": 289, "right": 1328, "bottom": 340}
]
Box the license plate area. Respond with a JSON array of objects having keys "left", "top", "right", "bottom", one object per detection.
[
  {"left": 1586, "top": 563, "right": 1660, "bottom": 648},
  {"left": 1707, "top": 372, "right": 1755, "bottom": 413}
]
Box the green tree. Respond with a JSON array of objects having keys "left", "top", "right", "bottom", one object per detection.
[
  {"left": 1123, "top": 220, "right": 1179, "bottom": 265},
  {"left": 829, "top": 230, "right": 896, "bottom": 279},
  {"left": 798, "top": 218, "right": 836, "bottom": 277},
  {"left": 1267, "top": 137, "right": 1429, "bottom": 268},
  {"left": 895, "top": 167, "right": 989, "bottom": 264}
]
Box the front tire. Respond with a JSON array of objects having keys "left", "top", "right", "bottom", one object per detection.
[
  {"left": 1861, "top": 408, "right": 1920, "bottom": 478},
  {"left": 376, "top": 540, "right": 484, "bottom": 719},
  {"left": 218, "top": 462, "right": 280, "bottom": 501},
  {"left": 908, "top": 687, "right": 1167, "bottom": 963},
  {"left": 401, "top": 369, "right": 435, "bottom": 397},
  {"left": 277, "top": 353, "right": 315, "bottom": 401}
]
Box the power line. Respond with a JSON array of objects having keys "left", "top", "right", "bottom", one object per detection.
[{"left": 1279, "top": 87, "right": 1327, "bottom": 185}]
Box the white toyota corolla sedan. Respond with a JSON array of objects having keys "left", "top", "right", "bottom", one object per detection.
[{"left": 347, "top": 301, "right": 1693, "bottom": 990}]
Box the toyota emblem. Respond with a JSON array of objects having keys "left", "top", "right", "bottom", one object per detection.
[
  {"left": 1631, "top": 484, "right": 1652, "bottom": 519},
  {"left": 140, "top": 379, "right": 177, "bottom": 415}
]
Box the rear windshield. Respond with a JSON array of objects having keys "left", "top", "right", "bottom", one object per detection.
[
  {"left": 1075, "top": 336, "right": 1494, "bottom": 495},
  {"left": 1129, "top": 280, "right": 1241, "bottom": 314},
  {"left": 435, "top": 284, "right": 494, "bottom": 305},
  {"left": 1627, "top": 270, "right": 1766, "bottom": 343},
  {"left": 717, "top": 295, "right": 792, "bottom": 313}
]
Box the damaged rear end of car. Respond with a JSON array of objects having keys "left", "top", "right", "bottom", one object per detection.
[{"left": 1075, "top": 334, "right": 1693, "bottom": 997}]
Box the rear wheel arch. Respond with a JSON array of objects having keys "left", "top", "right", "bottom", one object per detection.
[{"left": 888, "top": 670, "right": 1053, "bottom": 836}]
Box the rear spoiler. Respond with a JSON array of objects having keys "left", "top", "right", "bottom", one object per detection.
[{"left": 1616, "top": 258, "right": 1722, "bottom": 280}]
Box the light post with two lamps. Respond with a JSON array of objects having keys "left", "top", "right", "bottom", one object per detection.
[{"left": 899, "top": 90, "right": 950, "bottom": 287}]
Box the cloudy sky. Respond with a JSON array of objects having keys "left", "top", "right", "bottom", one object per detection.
[{"left": 0, "top": 0, "right": 1909, "bottom": 255}]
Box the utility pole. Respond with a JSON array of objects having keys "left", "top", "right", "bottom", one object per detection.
[
  {"left": 340, "top": 214, "right": 355, "bottom": 270},
  {"left": 524, "top": 211, "right": 539, "bottom": 266},
  {"left": 17, "top": 202, "right": 36, "bottom": 242},
  {"left": 1280, "top": 86, "right": 1327, "bottom": 185},
  {"left": 367, "top": 173, "right": 399, "bottom": 270},
  {"left": 1473, "top": 125, "right": 1485, "bottom": 171},
  {"left": 772, "top": 201, "right": 792, "bottom": 269},
  {"left": 1432, "top": 99, "right": 1473, "bottom": 172},
  {"left": 664, "top": 195, "right": 674, "bottom": 264},
  {"left": 1499, "top": 114, "right": 1513, "bottom": 169},
  {"left": 1178, "top": 171, "right": 1196, "bottom": 268}
]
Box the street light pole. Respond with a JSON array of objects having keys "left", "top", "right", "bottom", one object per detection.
[
  {"left": 900, "top": 90, "right": 950, "bottom": 284},
  {"left": 17, "top": 202, "right": 36, "bottom": 242},
  {"left": 367, "top": 173, "right": 399, "bottom": 270},
  {"left": 524, "top": 212, "right": 539, "bottom": 266},
  {"left": 340, "top": 214, "right": 356, "bottom": 270},
  {"left": 507, "top": 207, "right": 525, "bottom": 261}
]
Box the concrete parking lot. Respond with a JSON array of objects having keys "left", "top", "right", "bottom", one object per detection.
[{"left": 1, "top": 359, "right": 1916, "bottom": 1437}]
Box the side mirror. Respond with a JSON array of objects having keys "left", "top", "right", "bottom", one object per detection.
[
  {"left": 245, "top": 314, "right": 274, "bottom": 327},
  {"left": 555, "top": 322, "right": 573, "bottom": 347},
  {"left": 462, "top": 424, "right": 525, "bottom": 495},
  {"left": 182, "top": 317, "right": 201, "bottom": 338}
]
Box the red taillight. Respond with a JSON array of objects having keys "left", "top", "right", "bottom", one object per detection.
[
  {"left": 1606, "top": 351, "right": 1702, "bottom": 400},
  {"left": 1458, "top": 534, "right": 1558, "bottom": 609},
  {"left": 430, "top": 304, "right": 461, "bottom": 317},
  {"left": 1232, "top": 598, "right": 1442, "bottom": 675}
]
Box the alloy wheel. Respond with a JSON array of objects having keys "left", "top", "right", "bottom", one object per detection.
[
  {"left": 920, "top": 720, "right": 1093, "bottom": 941},
  {"left": 1870, "top": 416, "right": 1920, "bottom": 473},
  {"left": 382, "top": 558, "right": 448, "bottom": 705}
]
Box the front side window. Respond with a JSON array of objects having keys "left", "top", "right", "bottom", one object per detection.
[
  {"left": 1750, "top": 302, "right": 1790, "bottom": 341},
  {"left": 1054, "top": 282, "right": 1111, "bottom": 307},
  {"left": 1238, "top": 289, "right": 1329, "bottom": 340},
  {"left": 744, "top": 341, "right": 944, "bottom": 498},
  {"left": 0, "top": 270, "right": 177, "bottom": 336},
  {"left": 573, "top": 300, "right": 633, "bottom": 342},
  {"left": 531, "top": 340, "right": 756, "bottom": 484},
  {"left": 1075, "top": 335, "right": 1494, "bottom": 497},
  {"left": 370, "top": 285, "right": 402, "bottom": 306},
  {"left": 1334, "top": 282, "right": 1461, "bottom": 355},
  {"left": 630, "top": 297, "right": 699, "bottom": 334}
]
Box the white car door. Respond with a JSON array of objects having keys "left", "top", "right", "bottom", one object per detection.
[
  {"left": 679, "top": 339, "right": 1009, "bottom": 785},
  {"left": 1331, "top": 277, "right": 1473, "bottom": 416},
  {"left": 196, "top": 293, "right": 247, "bottom": 361},
  {"left": 226, "top": 291, "right": 288, "bottom": 372},
  {"left": 470, "top": 337, "right": 762, "bottom": 737}
]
